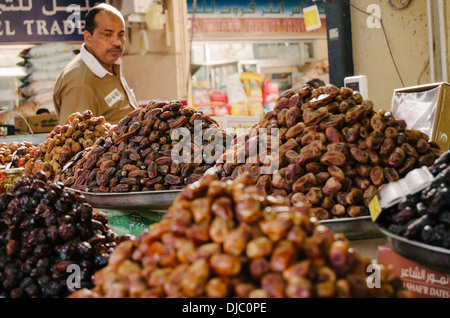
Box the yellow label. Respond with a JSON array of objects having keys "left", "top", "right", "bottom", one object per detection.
[
  {"left": 369, "top": 195, "right": 382, "bottom": 222},
  {"left": 303, "top": 5, "right": 321, "bottom": 31}
]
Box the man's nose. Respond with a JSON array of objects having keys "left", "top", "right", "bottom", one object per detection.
[{"left": 111, "top": 36, "right": 124, "bottom": 46}]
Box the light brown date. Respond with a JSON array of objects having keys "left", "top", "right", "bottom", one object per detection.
[
  {"left": 388, "top": 147, "right": 406, "bottom": 168},
  {"left": 246, "top": 237, "right": 273, "bottom": 258},
  {"left": 320, "top": 151, "right": 346, "bottom": 166},
  {"left": 366, "top": 130, "right": 385, "bottom": 150},
  {"left": 270, "top": 240, "right": 297, "bottom": 272},
  {"left": 379, "top": 137, "right": 396, "bottom": 157},
  {"left": 384, "top": 167, "right": 399, "bottom": 182},
  {"left": 325, "top": 127, "right": 345, "bottom": 144},
  {"left": 292, "top": 173, "right": 317, "bottom": 193},
  {"left": 322, "top": 177, "right": 342, "bottom": 197},
  {"left": 350, "top": 147, "right": 369, "bottom": 164},
  {"left": 347, "top": 206, "right": 369, "bottom": 217},
  {"left": 286, "top": 107, "right": 302, "bottom": 128},
  {"left": 306, "top": 187, "right": 324, "bottom": 205},
  {"left": 285, "top": 122, "right": 306, "bottom": 139},
  {"left": 210, "top": 254, "right": 242, "bottom": 276},
  {"left": 370, "top": 166, "right": 385, "bottom": 187},
  {"left": 303, "top": 107, "right": 329, "bottom": 126}
]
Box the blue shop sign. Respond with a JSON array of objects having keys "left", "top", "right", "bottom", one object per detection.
[{"left": 0, "top": 0, "right": 106, "bottom": 43}]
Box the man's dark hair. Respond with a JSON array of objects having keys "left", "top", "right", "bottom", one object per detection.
[
  {"left": 85, "top": 4, "right": 125, "bottom": 34},
  {"left": 306, "top": 78, "right": 326, "bottom": 89}
]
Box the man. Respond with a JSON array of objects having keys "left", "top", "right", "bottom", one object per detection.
[
  {"left": 54, "top": 3, "right": 138, "bottom": 125},
  {"left": 306, "top": 78, "right": 326, "bottom": 89}
]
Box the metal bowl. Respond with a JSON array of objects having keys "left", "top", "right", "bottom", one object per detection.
[
  {"left": 377, "top": 225, "right": 450, "bottom": 273},
  {"left": 67, "top": 188, "right": 181, "bottom": 211},
  {"left": 320, "top": 216, "right": 383, "bottom": 240}
]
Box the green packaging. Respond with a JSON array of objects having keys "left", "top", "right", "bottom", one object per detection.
[{"left": 102, "top": 209, "right": 166, "bottom": 236}]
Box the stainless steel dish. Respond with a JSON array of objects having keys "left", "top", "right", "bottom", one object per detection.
[
  {"left": 320, "top": 216, "right": 383, "bottom": 240},
  {"left": 377, "top": 225, "right": 450, "bottom": 273},
  {"left": 67, "top": 188, "right": 181, "bottom": 211}
]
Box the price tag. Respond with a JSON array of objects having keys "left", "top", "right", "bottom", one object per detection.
[
  {"left": 369, "top": 195, "right": 382, "bottom": 222},
  {"left": 303, "top": 5, "right": 322, "bottom": 32}
]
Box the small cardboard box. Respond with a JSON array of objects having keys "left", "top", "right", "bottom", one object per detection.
[
  {"left": 14, "top": 116, "right": 28, "bottom": 133},
  {"left": 391, "top": 82, "right": 450, "bottom": 151},
  {"left": 28, "top": 114, "right": 58, "bottom": 133},
  {"left": 14, "top": 114, "right": 58, "bottom": 134},
  {"left": 378, "top": 246, "right": 450, "bottom": 298}
]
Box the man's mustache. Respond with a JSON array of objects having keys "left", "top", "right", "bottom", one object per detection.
[{"left": 108, "top": 46, "right": 123, "bottom": 52}]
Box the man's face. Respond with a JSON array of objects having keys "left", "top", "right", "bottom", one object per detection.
[{"left": 84, "top": 11, "right": 126, "bottom": 71}]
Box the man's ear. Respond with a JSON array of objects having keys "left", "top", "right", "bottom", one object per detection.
[{"left": 84, "top": 30, "right": 92, "bottom": 45}]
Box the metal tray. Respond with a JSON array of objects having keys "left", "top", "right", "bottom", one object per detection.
[
  {"left": 67, "top": 188, "right": 181, "bottom": 211},
  {"left": 320, "top": 216, "right": 383, "bottom": 240},
  {"left": 377, "top": 225, "right": 450, "bottom": 273}
]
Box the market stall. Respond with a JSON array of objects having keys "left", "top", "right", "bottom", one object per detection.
[
  {"left": 1, "top": 81, "right": 449, "bottom": 299},
  {"left": 0, "top": 0, "right": 449, "bottom": 300}
]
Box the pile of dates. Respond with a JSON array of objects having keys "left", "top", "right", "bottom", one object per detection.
[
  {"left": 70, "top": 173, "right": 413, "bottom": 298},
  {"left": 0, "top": 171, "right": 125, "bottom": 298},
  {"left": 215, "top": 84, "right": 442, "bottom": 219},
  {"left": 378, "top": 150, "right": 450, "bottom": 249},
  {"left": 61, "top": 100, "right": 232, "bottom": 193},
  {"left": 0, "top": 142, "right": 37, "bottom": 170},
  {"left": 24, "top": 111, "right": 112, "bottom": 181}
]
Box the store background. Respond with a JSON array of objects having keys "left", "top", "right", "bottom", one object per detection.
[{"left": 351, "top": 0, "right": 450, "bottom": 111}]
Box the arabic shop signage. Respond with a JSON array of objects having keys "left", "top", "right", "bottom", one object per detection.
[
  {"left": 187, "top": 0, "right": 327, "bottom": 39},
  {"left": 188, "top": 0, "right": 326, "bottom": 17},
  {"left": 0, "top": 0, "right": 106, "bottom": 43}
]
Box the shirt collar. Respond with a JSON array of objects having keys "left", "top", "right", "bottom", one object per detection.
[{"left": 80, "top": 43, "right": 122, "bottom": 78}]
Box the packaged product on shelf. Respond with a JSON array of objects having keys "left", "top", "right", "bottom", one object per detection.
[
  {"left": 263, "top": 80, "right": 280, "bottom": 113},
  {"left": 61, "top": 101, "right": 233, "bottom": 193},
  {"left": 241, "top": 72, "right": 264, "bottom": 117},
  {"left": 225, "top": 73, "right": 249, "bottom": 116},
  {"left": 211, "top": 102, "right": 231, "bottom": 116},
  {"left": 230, "top": 101, "right": 249, "bottom": 116},
  {"left": 192, "top": 84, "right": 213, "bottom": 115},
  {"left": 20, "top": 80, "right": 56, "bottom": 99},
  {"left": 25, "top": 42, "right": 73, "bottom": 59},
  {"left": 70, "top": 173, "right": 414, "bottom": 298},
  {"left": 208, "top": 89, "right": 231, "bottom": 116},
  {"left": 214, "top": 84, "right": 442, "bottom": 220},
  {"left": 19, "top": 43, "right": 74, "bottom": 114}
]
